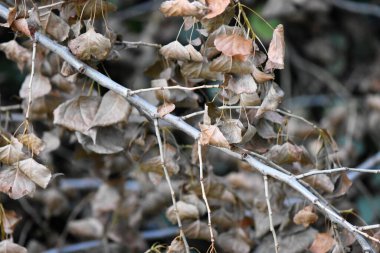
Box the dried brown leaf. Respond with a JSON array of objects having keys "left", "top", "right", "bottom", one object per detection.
[
  {"left": 216, "top": 228, "right": 251, "bottom": 253},
  {"left": 68, "top": 28, "right": 111, "bottom": 61},
  {"left": 200, "top": 124, "right": 230, "bottom": 148},
  {"left": 0, "top": 137, "right": 26, "bottom": 165},
  {"left": 265, "top": 24, "right": 285, "bottom": 70},
  {"left": 166, "top": 201, "right": 199, "bottom": 223},
  {"left": 17, "top": 133, "right": 45, "bottom": 155},
  {"left": 227, "top": 74, "right": 257, "bottom": 94},
  {"left": 184, "top": 220, "right": 217, "bottom": 240},
  {"left": 19, "top": 73, "right": 52, "bottom": 100},
  {"left": 68, "top": 218, "right": 103, "bottom": 239},
  {"left": 0, "top": 166, "right": 36, "bottom": 199},
  {"left": 205, "top": 0, "right": 230, "bottom": 19},
  {"left": 304, "top": 174, "right": 334, "bottom": 193},
  {"left": 0, "top": 40, "right": 31, "bottom": 71},
  {"left": 293, "top": 205, "right": 318, "bottom": 227},
  {"left": 2, "top": 209, "right": 21, "bottom": 235},
  {"left": 252, "top": 66, "right": 274, "bottom": 83},
  {"left": 157, "top": 102, "right": 176, "bottom": 117},
  {"left": 309, "top": 233, "right": 335, "bottom": 253},
  {"left": 92, "top": 184, "right": 121, "bottom": 216},
  {"left": 16, "top": 158, "right": 51, "bottom": 188},
  {"left": 218, "top": 119, "right": 244, "bottom": 144},
  {"left": 160, "top": 0, "right": 207, "bottom": 17},
  {"left": 40, "top": 11, "right": 70, "bottom": 42},
  {"left": 0, "top": 240, "right": 27, "bottom": 253},
  {"left": 184, "top": 44, "right": 203, "bottom": 62},
  {"left": 256, "top": 82, "right": 284, "bottom": 118},
  {"left": 160, "top": 41, "right": 190, "bottom": 61},
  {"left": 266, "top": 142, "right": 304, "bottom": 164},
  {"left": 214, "top": 34, "right": 253, "bottom": 58}
]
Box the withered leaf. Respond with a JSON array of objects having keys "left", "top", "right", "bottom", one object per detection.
[
  {"left": 53, "top": 96, "right": 101, "bottom": 133},
  {"left": 68, "top": 28, "right": 111, "bottom": 61},
  {"left": 0, "top": 40, "right": 31, "bottom": 71},
  {"left": 205, "top": 0, "right": 230, "bottom": 19},
  {"left": 160, "top": 0, "right": 207, "bottom": 17},
  {"left": 309, "top": 233, "right": 335, "bottom": 253},
  {"left": 252, "top": 66, "right": 274, "bottom": 83},
  {"left": 184, "top": 220, "right": 218, "bottom": 240},
  {"left": 293, "top": 205, "right": 318, "bottom": 227},
  {"left": 168, "top": 237, "right": 186, "bottom": 253},
  {"left": 1, "top": 209, "right": 21, "bottom": 235},
  {"left": 200, "top": 124, "right": 230, "bottom": 148},
  {"left": 214, "top": 34, "right": 253, "bottom": 58},
  {"left": 256, "top": 82, "right": 284, "bottom": 118},
  {"left": 265, "top": 142, "right": 303, "bottom": 164},
  {"left": 92, "top": 184, "right": 121, "bottom": 216},
  {"left": 16, "top": 158, "right": 51, "bottom": 189},
  {"left": 160, "top": 41, "right": 190, "bottom": 61},
  {"left": 91, "top": 91, "right": 131, "bottom": 128},
  {"left": 0, "top": 137, "right": 26, "bottom": 165},
  {"left": 19, "top": 73, "right": 52, "bottom": 100},
  {"left": 157, "top": 102, "right": 176, "bottom": 117},
  {"left": 68, "top": 218, "right": 103, "bottom": 239},
  {"left": 216, "top": 229, "right": 251, "bottom": 253},
  {"left": 17, "top": 133, "right": 45, "bottom": 155},
  {"left": 227, "top": 74, "right": 257, "bottom": 94},
  {"left": 240, "top": 123, "right": 257, "bottom": 143},
  {"left": 0, "top": 166, "right": 36, "bottom": 199},
  {"left": 265, "top": 24, "right": 285, "bottom": 70},
  {"left": 218, "top": 119, "right": 244, "bottom": 144},
  {"left": 0, "top": 7, "right": 16, "bottom": 27},
  {"left": 140, "top": 144, "right": 179, "bottom": 176},
  {"left": 209, "top": 54, "right": 253, "bottom": 74},
  {"left": 0, "top": 240, "right": 27, "bottom": 253},
  {"left": 166, "top": 201, "right": 199, "bottom": 223},
  {"left": 39, "top": 11, "right": 70, "bottom": 42},
  {"left": 181, "top": 61, "right": 222, "bottom": 80},
  {"left": 304, "top": 174, "right": 334, "bottom": 193},
  {"left": 185, "top": 44, "right": 203, "bottom": 62}
]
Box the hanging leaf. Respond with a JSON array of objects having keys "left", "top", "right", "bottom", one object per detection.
[
  {"left": 214, "top": 34, "right": 253, "bottom": 58},
  {"left": 200, "top": 124, "right": 230, "bottom": 148},
  {"left": 0, "top": 40, "right": 31, "bottom": 71},
  {"left": 216, "top": 229, "right": 251, "bottom": 253},
  {"left": 16, "top": 133, "right": 45, "bottom": 156},
  {"left": 309, "top": 233, "right": 335, "bottom": 253},
  {"left": 160, "top": 41, "right": 190, "bottom": 61},
  {"left": 252, "top": 66, "right": 274, "bottom": 83},
  {"left": 16, "top": 158, "right": 51, "bottom": 189},
  {"left": 227, "top": 74, "right": 257, "bottom": 94},
  {"left": 184, "top": 220, "right": 218, "bottom": 240},
  {"left": 39, "top": 11, "right": 70, "bottom": 42},
  {"left": 157, "top": 102, "right": 176, "bottom": 117},
  {"left": 185, "top": 44, "right": 203, "bottom": 62},
  {"left": 160, "top": 0, "right": 207, "bottom": 17},
  {"left": 205, "top": 0, "right": 230, "bottom": 19},
  {"left": 0, "top": 240, "right": 27, "bottom": 253},
  {"left": 0, "top": 166, "right": 35, "bottom": 199},
  {"left": 218, "top": 119, "right": 244, "bottom": 144},
  {"left": 166, "top": 201, "right": 199, "bottom": 223},
  {"left": 293, "top": 205, "right": 318, "bottom": 227},
  {"left": 256, "top": 82, "right": 284, "bottom": 118},
  {"left": 19, "top": 73, "right": 52, "bottom": 100},
  {"left": 265, "top": 142, "right": 304, "bottom": 164},
  {"left": 68, "top": 218, "right": 103, "bottom": 239},
  {"left": 68, "top": 28, "right": 111, "bottom": 61},
  {"left": 265, "top": 24, "right": 285, "bottom": 70},
  {"left": 0, "top": 137, "right": 26, "bottom": 165}
]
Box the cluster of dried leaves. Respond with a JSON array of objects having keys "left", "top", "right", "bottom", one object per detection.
[{"left": 0, "top": 0, "right": 377, "bottom": 252}]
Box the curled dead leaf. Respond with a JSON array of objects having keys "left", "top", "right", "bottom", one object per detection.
[
  {"left": 185, "top": 44, "right": 203, "bottom": 62},
  {"left": 256, "top": 82, "right": 284, "bottom": 118},
  {"left": 205, "top": 0, "right": 230, "bottom": 19},
  {"left": 227, "top": 74, "right": 257, "bottom": 94},
  {"left": 160, "top": 41, "right": 190, "bottom": 61},
  {"left": 19, "top": 73, "right": 52, "bottom": 100},
  {"left": 200, "top": 124, "right": 230, "bottom": 148},
  {"left": 166, "top": 201, "right": 199, "bottom": 223},
  {"left": 183, "top": 220, "right": 217, "bottom": 240},
  {"left": 214, "top": 34, "right": 253, "bottom": 58},
  {"left": 309, "top": 233, "right": 335, "bottom": 253},
  {"left": 160, "top": 0, "right": 207, "bottom": 17},
  {"left": 293, "top": 205, "right": 318, "bottom": 227},
  {"left": 17, "top": 133, "right": 45, "bottom": 155},
  {"left": 157, "top": 102, "right": 176, "bottom": 117},
  {"left": 0, "top": 40, "right": 31, "bottom": 71},
  {"left": 265, "top": 24, "right": 285, "bottom": 70}
]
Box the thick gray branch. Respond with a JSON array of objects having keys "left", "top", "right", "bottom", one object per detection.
[{"left": 0, "top": 4, "right": 375, "bottom": 252}]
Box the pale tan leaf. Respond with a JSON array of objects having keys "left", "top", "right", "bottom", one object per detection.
[
  {"left": 0, "top": 167, "right": 36, "bottom": 199},
  {"left": 16, "top": 158, "right": 51, "bottom": 188},
  {"left": 91, "top": 90, "right": 131, "bottom": 128},
  {"left": 256, "top": 82, "right": 284, "bottom": 118},
  {"left": 0, "top": 240, "right": 27, "bottom": 253},
  {"left": 92, "top": 184, "right": 121, "bottom": 216},
  {"left": 184, "top": 220, "right": 218, "bottom": 240},
  {"left": 240, "top": 92, "right": 261, "bottom": 106},
  {"left": 252, "top": 66, "right": 274, "bottom": 83},
  {"left": 227, "top": 74, "right": 257, "bottom": 94},
  {"left": 185, "top": 44, "right": 203, "bottom": 62},
  {"left": 216, "top": 229, "right": 251, "bottom": 253},
  {"left": 40, "top": 11, "right": 70, "bottom": 42},
  {"left": 19, "top": 73, "right": 52, "bottom": 100},
  {"left": 0, "top": 137, "right": 26, "bottom": 165},
  {"left": 309, "top": 233, "right": 335, "bottom": 253},
  {"left": 160, "top": 41, "right": 190, "bottom": 61},
  {"left": 168, "top": 237, "right": 186, "bottom": 253},
  {"left": 205, "top": 0, "right": 230, "bottom": 19},
  {"left": 68, "top": 218, "right": 103, "bottom": 239},
  {"left": 160, "top": 0, "right": 207, "bottom": 17},
  {"left": 68, "top": 28, "right": 111, "bottom": 61},
  {"left": 53, "top": 96, "right": 101, "bottom": 133},
  {"left": 2, "top": 210, "right": 21, "bottom": 235},
  {"left": 181, "top": 61, "right": 223, "bottom": 80},
  {"left": 265, "top": 142, "right": 304, "bottom": 164},
  {"left": 166, "top": 201, "right": 199, "bottom": 223},
  {"left": 265, "top": 24, "right": 285, "bottom": 70},
  {"left": 157, "top": 102, "right": 176, "bottom": 117},
  {"left": 218, "top": 119, "right": 244, "bottom": 144},
  {"left": 17, "top": 133, "right": 45, "bottom": 155},
  {"left": 209, "top": 54, "right": 253, "bottom": 74},
  {"left": 0, "top": 40, "right": 31, "bottom": 71},
  {"left": 214, "top": 34, "right": 253, "bottom": 57},
  {"left": 200, "top": 124, "right": 230, "bottom": 148},
  {"left": 293, "top": 205, "right": 318, "bottom": 227},
  {"left": 304, "top": 174, "right": 334, "bottom": 193},
  {"left": 240, "top": 123, "right": 257, "bottom": 143}
]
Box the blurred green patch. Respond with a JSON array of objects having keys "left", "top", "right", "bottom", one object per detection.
[{"left": 249, "top": 8, "right": 280, "bottom": 42}]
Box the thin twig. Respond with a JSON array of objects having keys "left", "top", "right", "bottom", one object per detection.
[
  {"left": 129, "top": 84, "right": 220, "bottom": 96},
  {"left": 264, "top": 174, "right": 279, "bottom": 253},
  {"left": 296, "top": 167, "right": 380, "bottom": 179},
  {"left": 154, "top": 119, "right": 190, "bottom": 253},
  {"left": 119, "top": 41, "right": 161, "bottom": 49},
  {"left": 358, "top": 224, "right": 380, "bottom": 231},
  {"left": 0, "top": 104, "right": 22, "bottom": 112},
  {"left": 25, "top": 40, "right": 36, "bottom": 120},
  {"left": 36, "top": 1, "right": 65, "bottom": 10},
  {"left": 197, "top": 141, "right": 216, "bottom": 252}
]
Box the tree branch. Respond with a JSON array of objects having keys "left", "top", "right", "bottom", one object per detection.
[{"left": 0, "top": 4, "right": 376, "bottom": 252}]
